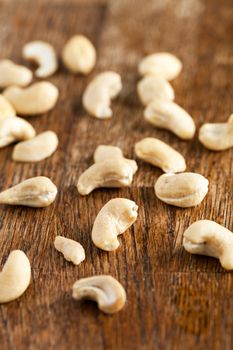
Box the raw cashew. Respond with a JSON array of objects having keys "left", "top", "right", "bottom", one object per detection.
[
  {"left": 72, "top": 275, "right": 126, "bottom": 314},
  {"left": 54, "top": 236, "right": 85, "bottom": 265},
  {"left": 183, "top": 220, "right": 233, "bottom": 270},
  {"left": 0, "top": 250, "right": 31, "bottom": 303},
  {"left": 0, "top": 116, "right": 36, "bottom": 148},
  {"left": 154, "top": 173, "right": 209, "bottom": 207},
  {"left": 82, "top": 71, "right": 122, "bottom": 119},
  {"left": 92, "top": 198, "right": 138, "bottom": 251},
  {"left": 137, "top": 75, "right": 175, "bottom": 106},
  {"left": 199, "top": 114, "right": 233, "bottom": 151},
  {"left": 62, "top": 35, "right": 96, "bottom": 74},
  {"left": 0, "top": 95, "right": 16, "bottom": 121},
  {"left": 144, "top": 98, "right": 196, "bottom": 140},
  {"left": 23, "top": 41, "right": 58, "bottom": 78},
  {"left": 0, "top": 176, "right": 57, "bottom": 207},
  {"left": 135, "top": 137, "right": 186, "bottom": 173},
  {"left": 0, "top": 59, "right": 32, "bottom": 88},
  {"left": 12, "top": 131, "right": 58, "bottom": 162},
  {"left": 3, "top": 82, "right": 59, "bottom": 115},
  {"left": 138, "top": 52, "right": 182, "bottom": 81}
]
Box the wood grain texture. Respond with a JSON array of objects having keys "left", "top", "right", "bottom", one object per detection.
[{"left": 0, "top": 0, "right": 232, "bottom": 349}]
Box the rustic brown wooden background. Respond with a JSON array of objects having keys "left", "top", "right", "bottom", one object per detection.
[{"left": 0, "top": 0, "right": 232, "bottom": 349}]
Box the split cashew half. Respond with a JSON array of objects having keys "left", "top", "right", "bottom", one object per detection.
[
  {"left": 92, "top": 198, "right": 138, "bottom": 251},
  {"left": 0, "top": 94, "right": 16, "bottom": 121},
  {"left": 72, "top": 275, "right": 126, "bottom": 314},
  {"left": 183, "top": 220, "right": 233, "bottom": 270},
  {"left": 0, "top": 59, "right": 32, "bottom": 88},
  {"left": 54, "top": 236, "right": 85, "bottom": 265},
  {"left": 0, "top": 250, "right": 31, "bottom": 303}
]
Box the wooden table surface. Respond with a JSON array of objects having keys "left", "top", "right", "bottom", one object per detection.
[{"left": 0, "top": 0, "right": 232, "bottom": 349}]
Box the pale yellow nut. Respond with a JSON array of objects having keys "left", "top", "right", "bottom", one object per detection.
[
  {"left": 154, "top": 172, "right": 209, "bottom": 207},
  {"left": 12, "top": 131, "right": 58, "bottom": 162},
  {"left": 0, "top": 250, "right": 31, "bottom": 303},
  {"left": 72, "top": 275, "right": 126, "bottom": 314},
  {"left": 138, "top": 52, "right": 183, "bottom": 81},
  {"left": 0, "top": 176, "right": 57, "bottom": 208},
  {"left": 82, "top": 71, "right": 122, "bottom": 119},
  {"left": 135, "top": 137, "right": 186, "bottom": 173},
  {"left": 54, "top": 236, "right": 85, "bottom": 265},
  {"left": 0, "top": 94, "right": 16, "bottom": 121},
  {"left": 62, "top": 35, "right": 96, "bottom": 74},
  {"left": 144, "top": 98, "right": 196, "bottom": 140},
  {"left": 3, "top": 81, "right": 59, "bottom": 115},
  {"left": 0, "top": 59, "right": 32, "bottom": 88},
  {"left": 199, "top": 114, "right": 233, "bottom": 151},
  {"left": 137, "top": 75, "right": 175, "bottom": 106},
  {"left": 23, "top": 40, "right": 58, "bottom": 78},
  {"left": 183, "top": 220, "right": 233, "bottom": 270}
]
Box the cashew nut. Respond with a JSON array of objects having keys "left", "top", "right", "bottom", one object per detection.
[
  {"left": 0, "top": 59, "right": 32, "bottom": 88},
  {"left": 3, "top": 82, "right": 59, "bottom": 115},
  {"left": 199, "top": 114, "right": 233, "bottom": 151},
  {"left": 135, "top": 137, "right": 186, "bottom": 173},
  {"left": 183, "top": 220, "right": 233, "bottom": 270},
  {"left": 0, "top": 250, "right": 31, "bottom": 303},
  {"left": 12, "top": 131, "right": 58, "bottom": 162},
  {"left": 144, "top": 98, "right": 196, "bottom": 140},
  {"left": 155, "top": 173, "right": 209, "bottom": 207},
  {"left": 92, "top": 198, "right": 138, "bottom": 251},
  {"left": 62, "top": 35, "right": 96, "bottom": 74},
  {"left": 82, "top": 71, "right": 122, "bottom": 119},
  {"left": 138, "top": 52, "right": 183, "bottom": 81},
  {"left": 0, "top": 94, "right": 16, "bottom": 121},
  {"left": 0, "top": 116, "right": 36, "bottom": 148},
  {"left": 72, "top": 275, "right": 126, "bottom": 314},
  {"left": 54, "top": 236, "right": 85, "bottom": 265},
  {"left": 0, "top": 176, "right": 57, "bottom": 207},
  {"left": 77, "top": 145, "right": 137, "bottom": 195},
  {"left": 137, "top": 75, "right": 175, "bottom": 106},
  {"left": 23, "top": 40, "right": 58, "bottom": 78}
]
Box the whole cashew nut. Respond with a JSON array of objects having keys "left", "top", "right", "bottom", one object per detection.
[
  {"left": 54, "top": 236, "right": 85, "bottom": 265},
  {"left": 0, "top": 59, "right": 32, "bottom": 88}
]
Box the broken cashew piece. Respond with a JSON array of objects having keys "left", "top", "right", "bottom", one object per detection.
[
  {"left": 199, "top": 114, "right": 233, "bottom": 151},
  {"left": 135, "top": 137, "right": 186, "bottom": 173},
  {"left": 23, "top": 40, "right": 58, "bottom": 78},
  {"left": 12, "top": 131, "right": 58, "bottom": 162},
  {"left": 82, "top": 71, "right": 122, "bottom": 119},
  {"left": 0, "top": 116, "right": 36, "bottom": 148},
  {"left": 0, "top": 95, "right": 16, "bottom": 121},
  {"left": 0, "top": 250, "right": 31, "bottom": 303},
  {"left": 0, "top": 59, "right": 32, "bottom": 88},
  {"left": 72, "top": 275, "right": 126, "bottom": 314},
  {"left": 154, "top": 173, "right": 209, "bottom": 207},
  {"left": 92, "top": 198, "right": 138, "bottom": 251},
  {"left": 144, "top": 98, "right": 196, "bottom": 140},
  {"left": 183, "top": 220, "right": 233, "bottom": 270},
  {"left": 62, "top": 35, "right": 96, "bottom": 74},
  {"left": 0, "top": 176, "right": 57, "bottom": 207},
  {"left": 54, "top": 236, "right": 85, "bottom": 265},
  {"left": 3, "top": 81, "right": 59, "bottom": 115}
]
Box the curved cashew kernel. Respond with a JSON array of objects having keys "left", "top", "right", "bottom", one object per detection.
[
  {"left": 72, "top": 275, "right": 126, "bottom": 314},
  {"left": 135, "top": 137, "right": 186, "bottom": 173},
  {"left": 0, "top": 176, "right": 57, "bottom": 207},
  {"left": 23, "top": 41, "right": 58, "bottom": 78},
  {"left": 0, "top": 95, "right": 16, "bottom": 121},
  {"left": 0, "top": 60, "right": 32, "bottom": 88},
  {"left": 155, "top": 173, "right": 209, "bottom": 207},
  {"left": 3, "top": 82, "right": 59, "bottom": 115},
  {"left": 82, "top": 71, "right": 122, "bottom": 119},
  {"left": 0, "top": 250, "right": 31, "bottom": 303},
  {"left": 138, "top": 52, "right": 182, "bottom": 81},
  {"left": 137, "top": 75, "right": 175, "bottom": 106},
  {"left": 62, "top": 35, "right": 96, "bottom": 74},
  {"left": 54, "top": 236, "right": 85, "bottom": 265},
  {"left": 199, "top": 114, "right": 233, "bottom": 151},
  {"left": 0, "top": 116, "right": 36, "bottom": 148},
  {"left": 183, "top": 220, "right": 233, "bottom": 270},
  {"left": 144, "top": 98, "right": 195, "bottom": 140},
  {"left": 12, "top": 131, "right": 58, "bottom": 162},
  {"left": 92, "top": 198, "right": 138, "bottom": 251}
]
